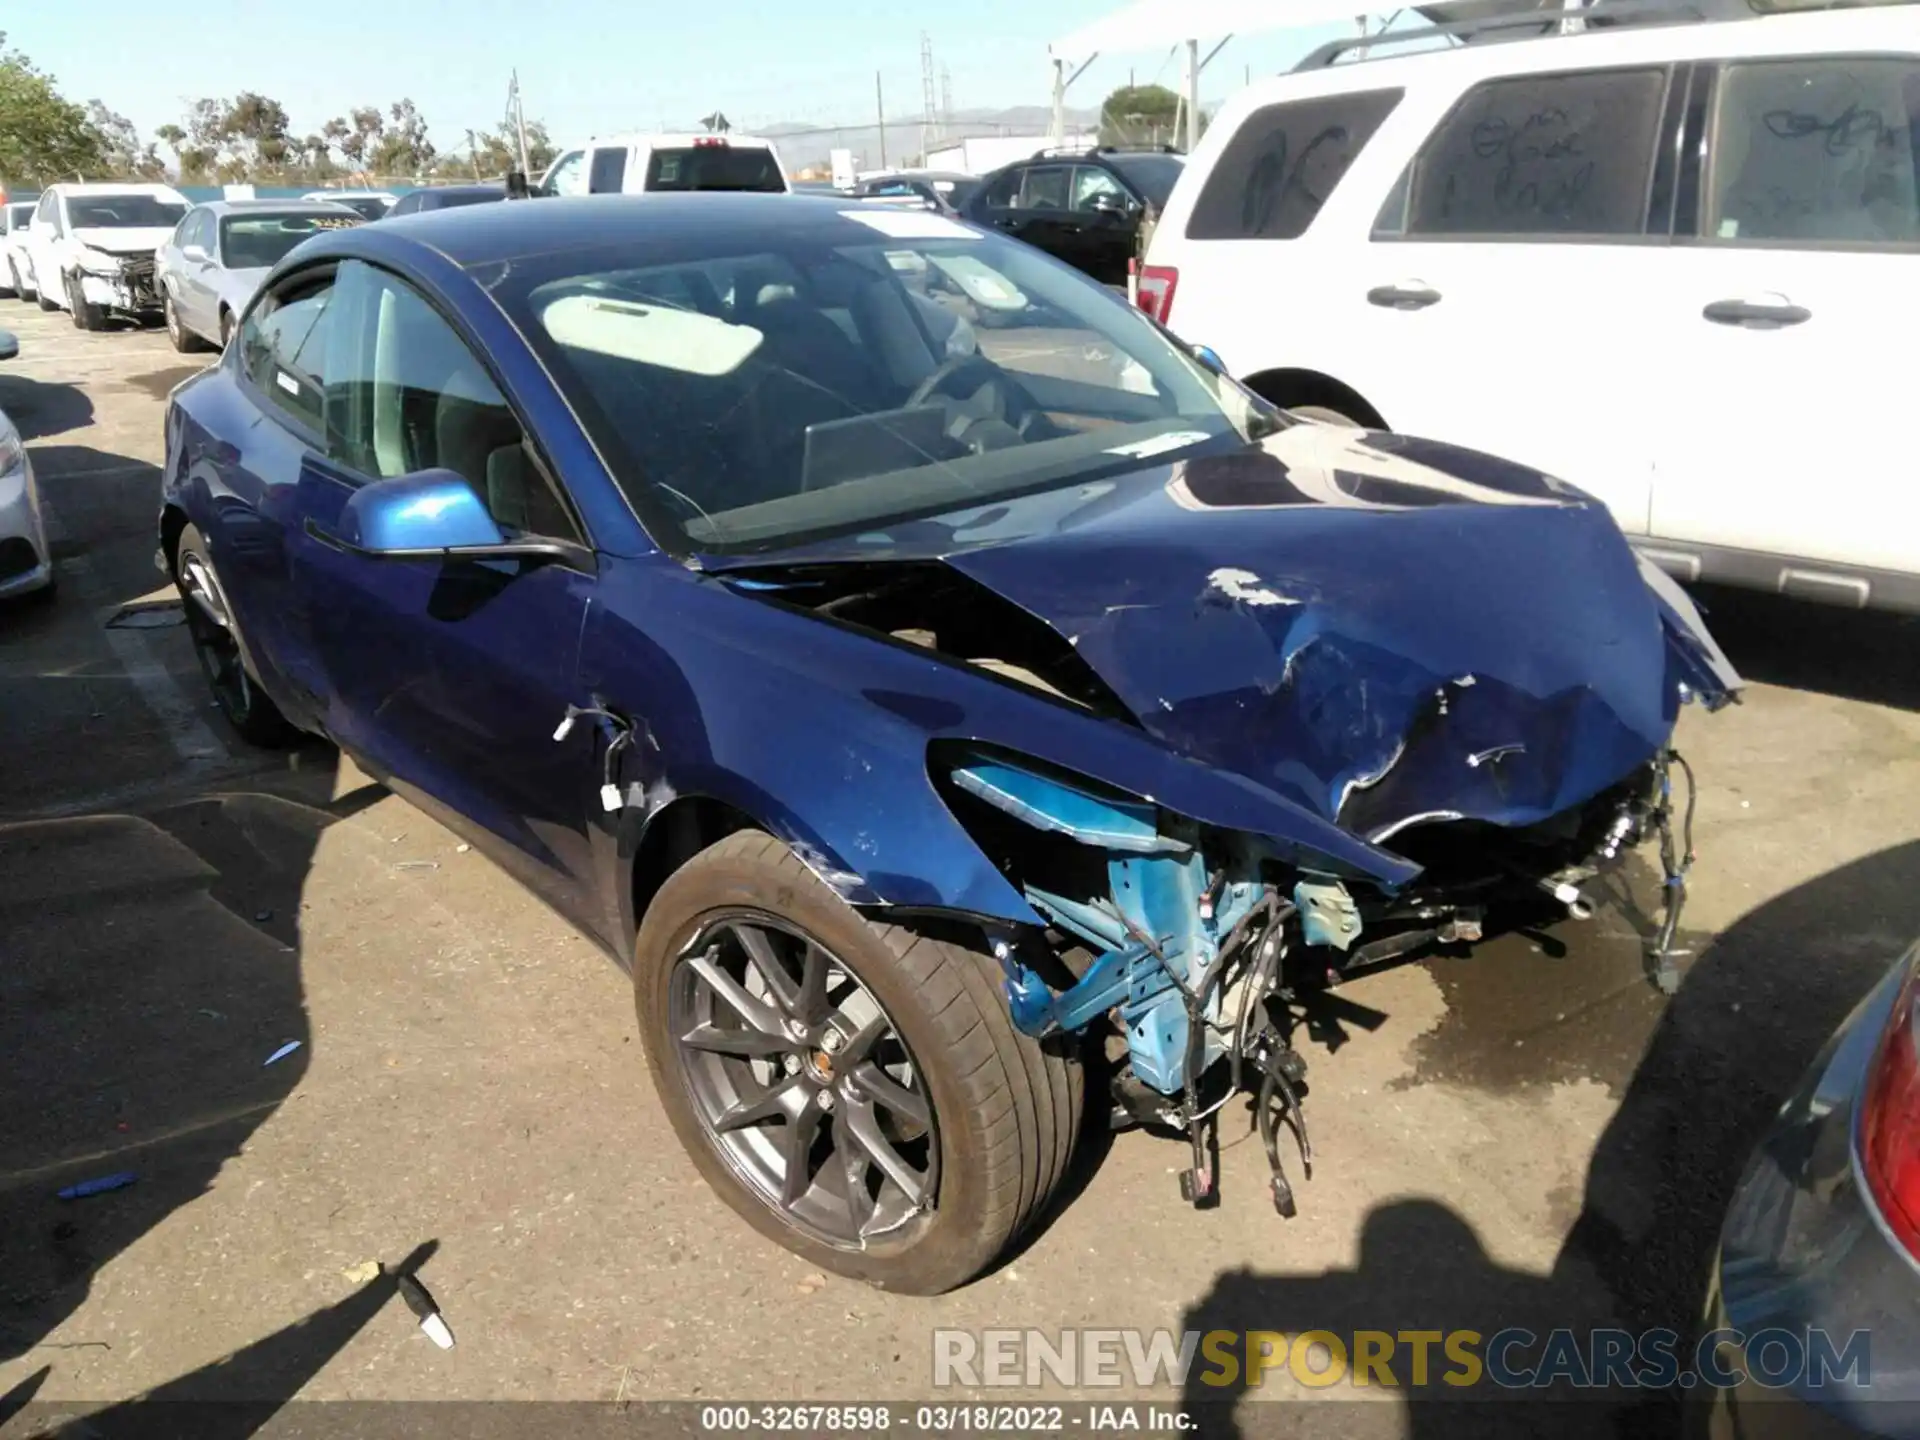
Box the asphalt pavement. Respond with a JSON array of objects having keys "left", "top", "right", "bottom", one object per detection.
[{"left": 2, "top": 300, "right": 1919, "bottom": 1437}]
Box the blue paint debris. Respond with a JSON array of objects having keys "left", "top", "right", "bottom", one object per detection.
[
  {"left": 57, "top": 1172, "right": 138, "bottom": 1201},
  {"left": 263, "top": 1040, "right": 302, "bottom": 1067}
]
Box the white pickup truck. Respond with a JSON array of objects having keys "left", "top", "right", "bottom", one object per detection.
[{"left": 538, "top": 133, "right": 790, "bottom": 196}]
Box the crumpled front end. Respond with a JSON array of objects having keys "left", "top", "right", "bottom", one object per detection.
[
  {"left": 705, "top": 422, "right": 1741, "bottom": 1217},
  {"left": 77, "top": 253, "right": 161, "bottom": 316}
]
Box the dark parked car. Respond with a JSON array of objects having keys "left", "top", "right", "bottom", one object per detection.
[
  {"left": 1700, "top": 939, "right": 1920, "bottom": 1435},
  {"left": 851, "top": 170, "right": 983, "bottom": 215},
  {"left": 383, "top": 183, "right": 508, "bottom": 217},
  {"left": 964, "top": 146, "right": 1185, "bottom": 286},
  {"left": 160, "top": 193, "right": 1738, "bottom": 1293}
]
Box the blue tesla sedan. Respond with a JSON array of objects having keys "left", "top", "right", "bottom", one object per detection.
[{"left": 159, "top": 193, "right": 1739, "bottom": 1292}]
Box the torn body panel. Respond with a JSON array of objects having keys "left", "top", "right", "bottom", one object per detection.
[{"left": 678, "top": 424, "right": 1734, "bottom": 1192}]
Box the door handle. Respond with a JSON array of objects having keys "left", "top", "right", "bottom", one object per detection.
[
  {"left": 1368, "top": 282, "right": 1441, "bottom": 311},
  {"left": 1702, "top": 297, "right": 1810, "bottom": 329}
]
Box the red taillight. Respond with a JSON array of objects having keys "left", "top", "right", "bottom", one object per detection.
[
  {"left": 1134, "top": 263, "right": 1179, "bottom": 324},
  {"left": 694, "top": 136, "right": 729, "bottom": 148},
  {"left": 1861, "top": 958, "right": 1920, "bottom": 1254}
]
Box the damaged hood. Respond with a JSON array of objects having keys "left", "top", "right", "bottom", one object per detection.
[
  {"left": 707, "top": 423, "right": 1737, "bottom": 841},
  {"left": 71, "top": 226, "right": 173, "bottom": 258}
]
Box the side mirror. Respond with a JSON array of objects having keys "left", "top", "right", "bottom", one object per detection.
[
  {"left": 338, "top": 470, "right": 505, "bottom": 553},
  {"left": 1088, "top": 191, "right": 1132, "bottom": 217},
  {"left": 505, "top": 170, "right": 531, "bottom": 200},
  {"left": 1190, "top": 345, "right": 1227, "bottom": 375},
  {"left": 307, "top": 469, "right": 590, "bottom": 567},
  {"left": 182, "top": 242, "right": 207, "bottom": 261}
]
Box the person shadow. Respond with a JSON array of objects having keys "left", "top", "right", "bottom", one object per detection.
[{"left": 1180, "top": 838, "right": 1920, "bottom": 1440}]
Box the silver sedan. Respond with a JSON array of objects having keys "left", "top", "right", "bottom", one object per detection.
[
  {"left": 154, "top": 200, "right": 361, "bottom": 352},
  {"left": 0, "top": 337, "right": 52, "bottom": 600}
]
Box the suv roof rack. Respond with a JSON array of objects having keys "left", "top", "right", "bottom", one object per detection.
[
  {"left": 1029, "top": 141, "right": 1183, "bottom": 159},
  {"left": 1291, "top": 0, "right": 1728, "bottom": 69}
]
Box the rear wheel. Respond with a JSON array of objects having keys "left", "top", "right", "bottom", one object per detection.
[
  {"left": 634, "top": 831, "right": 1084, "bottom": 1294},
  {"left": 173, "top": 524, "right": 295, "bottom": 746},
  {"left": 36, "top": 283, "right": 57, "bottom": 311}
]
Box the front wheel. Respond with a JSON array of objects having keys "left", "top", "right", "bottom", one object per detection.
[
  {"left": 165, "top": 293, "right": 206, "bottom": 353},
  {"left": 635, "top": 831, "right": 1084, "bottom": 1294},
  {"left": 173, "top": 524, "right": 295, "bottom": 746},
  {"left": 66, "top": 275, "right": 106, "bottom": 331}
]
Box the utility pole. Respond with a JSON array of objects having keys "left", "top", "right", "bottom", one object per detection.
[
  {"left": 509, "top": 70, "right": 531, "bottom": 177},
  {"left": 466, "top": 129, "right": 481, "bottom": 179},
  {"left": 875, "top": 71, "right": 887, "bottom": 168}
]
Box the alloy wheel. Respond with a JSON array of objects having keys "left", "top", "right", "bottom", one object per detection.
[
  {"left": 178, "top": 548, "right": 252, "bottom": 721},
  {"left": 669, "top": 911, "right": 938, "bottom": 1248}
]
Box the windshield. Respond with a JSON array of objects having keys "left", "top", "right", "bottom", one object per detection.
[
  {"left": 220, "top": 211, "right": 361, "bottom": 269},
  {"left": 329, "top": 196, "right": 392, "bottom": 220},
  {"left": 505, "top": 214, "right": 1272, "bottom": 556},
  {"left": 1106, "top": 154, "right": 1185, "bottom": 209},
  {"left": 67, "top": 194, "right": 187, "bottom": 228},
  {"left": 645, "top": 146, "right": 786, "bottom": 193}
]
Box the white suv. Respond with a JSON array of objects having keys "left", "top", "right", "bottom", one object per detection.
[
  {"left": 539, "top": 133, "right": 790, "bottom": 196},
  {"left": 1141, "top": 1, "right": 1920, "bottom": 613}
]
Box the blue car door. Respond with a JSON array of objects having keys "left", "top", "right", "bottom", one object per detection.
[{"left": 285, "top": 258, "right": 604, "bottom": 920}]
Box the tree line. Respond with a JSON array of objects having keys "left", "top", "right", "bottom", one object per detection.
[{"left": 1, "top": 31, "right": 557, "bottom": 189}]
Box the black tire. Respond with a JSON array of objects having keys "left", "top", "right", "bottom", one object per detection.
[
  {"left": 635, "top": 831, "right": 1083, "bottom": 1294},
  {"left": 173, "top": 524, "right": 296, "bottom": 747},
  {"left": 37, "top": 284, "right": 58, "bottom": 311},
  {"left": 218, "top": 308, "right": 234, "bottom": 350},
  {"left": 1288, "top": 404, "right": 1363, "bottom": 428},
  {"left": 14, "top": 262, "right": 36, "bottom": 301},
  {"left": 165, "top": 293, "right": 206, "bottom": 353},
  {"left": 67, "top": 275, "right": 106, "bottom": 331}
]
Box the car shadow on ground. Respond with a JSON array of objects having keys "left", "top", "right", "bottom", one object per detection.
[
  {"left": 0, "top": 376, "right": 94, "bottom": 442},
  {"left": 1688, "top": 584, "right": 1920, "bottom": 712},
  {"left": 0, "top": 755, "right": 429, "bottom": 1434},
  {"left": 1178, "top": 838, "right": 1920, "bottom": 1440}
]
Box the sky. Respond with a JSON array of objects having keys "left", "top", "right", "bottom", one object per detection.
[{"left": 5, "top": 0, "right": 1361, "bottom": 154}]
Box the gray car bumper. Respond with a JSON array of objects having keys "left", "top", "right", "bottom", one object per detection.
[
  {"left": 1701, "top": 947, "right": 1920, "bottom": 1438},
  {"left": 0, "top": 445, "right": 52, "bottom": 598}
]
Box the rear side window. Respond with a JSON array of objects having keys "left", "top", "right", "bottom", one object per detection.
[
  {"left": 645, "top": 146, "right": 785, "bottom": 193},
  {"left": 1705, "top": 56, "right": 1920, "bottom": 246},
  {"left": 1404, "top": 68, "right": 1668, "bottom": 237},
  {"left": 978, "top": 169, "right": 1021, "bottom": 210},
  {"left": 1018, "top": 166, "right": 1072, "bottom": 210},
  {"left": 589, "top": 146, "right": 629, "bottom": 193},
  {"left": 1186, "top": 89, "right": 1403, "bottom": 240}
]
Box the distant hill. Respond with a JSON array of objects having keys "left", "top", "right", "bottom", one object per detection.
[{"left": 760, "top": 105, "right": 1099, "bottom": 171}]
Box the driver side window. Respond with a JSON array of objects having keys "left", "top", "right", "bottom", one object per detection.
[
  {"left": 322, "top": 260, "right": 582, "bottom": 543},
  {"left": 1071, "top": 166, "right": 1128, "bottom": 213},
  {"left": 546, "top": 150, "right": 587, "bottom": 196}
]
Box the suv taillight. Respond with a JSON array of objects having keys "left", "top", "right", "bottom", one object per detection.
[
  {"left": 1860, "top": 952, "right": 1920, "bottom": 1254},
  {"left": 1134, "top": 264, "right": 1178, "bottom": 325},
  {"left": 694, "top": 136, "right": 729, "bottom": 148}
]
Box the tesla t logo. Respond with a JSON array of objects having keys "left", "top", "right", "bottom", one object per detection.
[{"left": 1466, "top": 743, "right": 1526, "bottom": 769}]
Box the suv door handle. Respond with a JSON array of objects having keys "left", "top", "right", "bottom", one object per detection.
[
  {"left": 1702, "top": 297, "right": 1810, "bottom": 329},
  {"left": 1368, "top": 282, "right": 1441, "bottom": 311}
]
